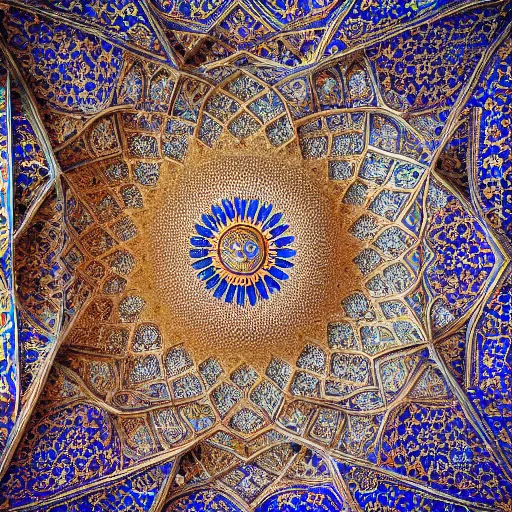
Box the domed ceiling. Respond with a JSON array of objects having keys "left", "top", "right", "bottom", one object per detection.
[{"left": 0, "top": 0, "right": 510, "bottom": 510}]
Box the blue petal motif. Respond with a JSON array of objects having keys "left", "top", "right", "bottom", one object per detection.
[
  {"left": 247, "top": 284, "right": 257, "bottom": 306},
  {"left": 264, "top": 275, "right": 281, "bottom": 293},
  {"left": 236, "top": 285, "right": 245, "bottom": 306},
  {"left": 263, "top": 212, "right": 283, "bottom": 230},
  {"left": 274, "top": 236, "right": 295, "bottom": 247},
  {"left": 268, "top": 266, "right": 289, "bottom": 280},
  {"left": 213, "top": 279, "right": 229, "bottom": 299},
  {"left": 234, "top": 197, "right": 247, "bottom": 220},
  {"left": 195, "top": 224, "right": 214, "bottom": 238},
  {"left": 222, "top": 199, "right": 235, "bottom": 221},
  {"left": 192, "top": 257, "right": 212, "bottom": 270},
  {"left": 269, "top": 224, "right": 289, "bottom": 238},
  {"left": 225, "top": 284, "right": 237, "bottom": 303},
  {"left": 201, "top": 214, "right": 218, "bottom": 232},
  {"left": 275, "top": 258, "right": 294, "bottom": 268},
  {"left": 257, "top": 203, "right": 272, "bottom": 224},
  {"left": 198, "top": 266, "right": 216, "bottom": 280},
  {"left": 191, "top": 236, "right": 212, "bottom": 248},
  {"left": 255, "top": 279, "right": 269, "bottom": 300},
  {"left": 247, "top": 199, "right": 259, "bottom": 222},
  {"left": 205, "top": 274, "right": 220, "bottom": 289},
  {"left": 190, "top": 248, "right": 209, "bottom": 258},
  {"left": 276, "top": 248, "right": 296, "bottom": 258},
  {"left": 212, "top": 204, "right": 227, "bottom": 226}
]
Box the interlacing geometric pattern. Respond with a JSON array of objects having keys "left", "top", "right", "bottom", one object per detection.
[{"left": 0, "top": 1, "right": 511, "bottom": 511}]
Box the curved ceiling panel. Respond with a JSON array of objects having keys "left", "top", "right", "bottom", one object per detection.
[{"left": 0, "top": 1, "right": 510, "bottom": 511}]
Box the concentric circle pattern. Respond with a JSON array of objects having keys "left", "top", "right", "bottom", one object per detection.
[
  {"left": 190, "top": 198, "right": 295, "bottom": 306},
  {"left": 147, "top": 152, "right": 352, "bottom": 364},
  {"left": 218, "top": 224, "right": 267, "bottom": 275}
]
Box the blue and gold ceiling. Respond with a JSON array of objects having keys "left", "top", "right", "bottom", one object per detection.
[{"left": 0, "top": 0, "right": 511, "bottom": 510}]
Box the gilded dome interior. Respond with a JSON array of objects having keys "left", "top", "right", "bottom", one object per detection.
[{"left": 0, "top": 1, "right": 511, "bottom": 511}]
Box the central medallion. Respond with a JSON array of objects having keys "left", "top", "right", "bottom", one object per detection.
[
  {"left": 149, "top": 153, "right": 350, "bottom": 363},
  {"left": 190, "top": 198, "right": 295, "bottom": 306},
  {"left": 217, "top": 224, "right": 267, "bottom": 275}
]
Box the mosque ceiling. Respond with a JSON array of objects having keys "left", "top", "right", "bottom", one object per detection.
[{"left": 0, "top": 0, "right": 511, "bottom": 510}]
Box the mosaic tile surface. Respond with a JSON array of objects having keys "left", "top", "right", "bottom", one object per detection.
[{"left": 0, "top": 2, "right": 510, "bottom": 511}]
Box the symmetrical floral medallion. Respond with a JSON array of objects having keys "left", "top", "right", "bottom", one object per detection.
[{"left": 190, "top": 198, "right": 295, "bottom": 306}]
